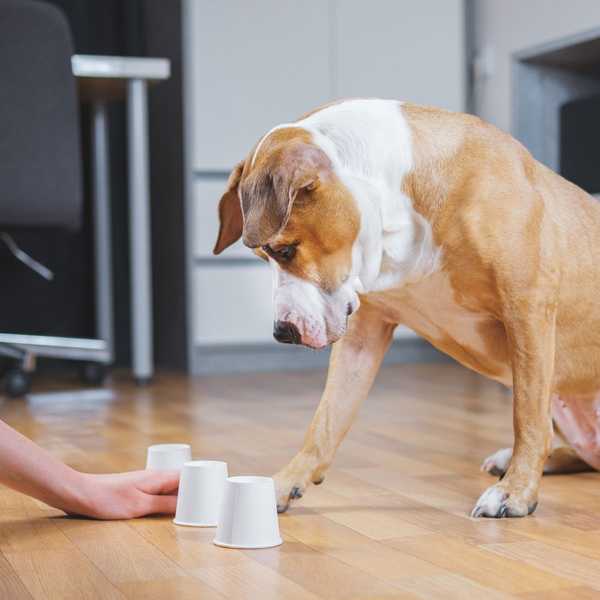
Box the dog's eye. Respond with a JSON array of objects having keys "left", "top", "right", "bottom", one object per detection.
[
  {"left": 277, "top": 245, "right": 296, "bottom": 261},
  {"left": 262, "top": 244, "right": 297, "bottom": 262}
]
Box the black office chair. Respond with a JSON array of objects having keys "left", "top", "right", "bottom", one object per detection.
[{"left": 0, "top": 0, "right": 109, "bottom": 396}]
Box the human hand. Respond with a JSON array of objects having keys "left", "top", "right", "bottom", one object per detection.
[{"left": 73, "top": 470, "right": 180, "bottom": 520}]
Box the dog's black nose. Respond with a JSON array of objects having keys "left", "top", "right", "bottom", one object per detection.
[{"left": 273, "top": 320, "right": 301, "bottom": 344}]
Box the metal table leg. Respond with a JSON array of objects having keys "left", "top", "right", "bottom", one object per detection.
[
  {"left": 91, "top": 101, "right": 115, "bottom": 361},
  {"left": 127, "top": 79, "right": 154, "bottom": 383}
]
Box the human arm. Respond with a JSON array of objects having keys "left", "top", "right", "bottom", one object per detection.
[{"left": 0, "top": 418, "right": 179, "bottom": 519}]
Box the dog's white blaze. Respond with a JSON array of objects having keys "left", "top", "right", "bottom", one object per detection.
[{"left": 296, "top": 99, "right": 441, "bottom": 294}]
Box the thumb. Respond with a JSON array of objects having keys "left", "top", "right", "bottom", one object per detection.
[
  {"left": 140, "top": 491, "right": 178, "bottom": 516},
  {"left": 136, "top": 469, "right": 180, "bottom": 495}
]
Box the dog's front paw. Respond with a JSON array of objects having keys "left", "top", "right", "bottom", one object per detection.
[
  {"left": 273, "top": 470, "right": 310, "bottom": 513},
  {"left": 481, "top": 447, "right": 513, "bottom": 477},
  {"left": 471, "top": 483, "right": 538, "bottom": 518}
]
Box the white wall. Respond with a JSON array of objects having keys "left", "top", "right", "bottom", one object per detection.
[
  {"left": 473, "top": 0, "right": 600, "bottom": 131},
  {"left": 336, "top": 0, "right": 465, "bottom": 109}
]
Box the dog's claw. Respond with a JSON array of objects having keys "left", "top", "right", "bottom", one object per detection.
[
  {"left": 276, "top": 485, "right": 304, "bottom": 513},
  {"left": 471, "top": 485, "right": 510, "bottom": 518},
  {"left": 470, "top": 506, "right": 482, "bottom": 518},
  {"left": 471, "top": 482, "right": 538, "bottom": 518}
]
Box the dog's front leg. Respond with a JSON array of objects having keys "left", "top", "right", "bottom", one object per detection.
[
  {"left": 274, "top": 305, "right": 394, "bottom": 512},
  {"left": 472, "top": 303, "right": 556, "bottom": 518}
]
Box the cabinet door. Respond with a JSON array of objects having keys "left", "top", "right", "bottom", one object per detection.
[
  {"left": 193, "top": 263, "right": 274, "bottom": 345},
  {"left": 192, "top": 179, "right": 254, "bottom": 259},
  {"left": 335, "top": 0, "right": 465, "bottom": 111},
  {"left": 185, "top": 0, "right": 332, "bottom": 171},
  {"left": 395, "top": 325, "right": 418, "bottom": 340}
]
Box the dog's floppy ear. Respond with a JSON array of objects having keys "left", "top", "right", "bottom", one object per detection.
[
  {"left": 213, "top": 162, "right": 244, "bottom": 255},
  {"left": 242, "top": 143, "right": 331, "bottom": 247}
]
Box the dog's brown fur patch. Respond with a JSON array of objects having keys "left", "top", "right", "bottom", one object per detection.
[{"left": 219, "top": 125, "right": 360, "bottom": 292}]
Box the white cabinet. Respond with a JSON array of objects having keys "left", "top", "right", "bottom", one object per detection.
[
  {"left": 335, "top": 0, "right": 465, "bottom": 111},
  {"left": 193, "top": 263, "right": 274, "bottom": 345},
  {"left": 192, "top": 179, "right": 253, "bottom": 259},
  {"left": 395, "top": 325, "right": 417, "bottom": 340},
  {"left": 186, "top": 0, "right": 332, "bottom": 172}
]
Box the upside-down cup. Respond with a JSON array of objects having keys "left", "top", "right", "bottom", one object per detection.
[
  {"left": 174, "top": 460, "right": 228, "bottom": 527},
  {"left": 214, "top": 476, "right": 283, "bottom": 549},
  {"left": 145, "top": 443, "right": 191, "bottom": 471}
]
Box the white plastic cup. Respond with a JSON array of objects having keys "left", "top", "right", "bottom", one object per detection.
[
  {"left": 145, "top": 443, "right": 191, "bottom": 471},
  {"left": 214, "top": 476, "right": 283, "bottom": 549},
  {"left": 173, "top": 460, "right": 229, "bottom": 527}
]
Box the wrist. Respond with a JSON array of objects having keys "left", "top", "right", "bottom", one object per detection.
[{"left": 58, "top": 469, "right": 98, "bottom": 517}]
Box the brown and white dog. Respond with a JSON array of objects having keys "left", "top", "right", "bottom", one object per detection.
[{"left": 213, "top": 98, "right": 600, "bottom": 518}]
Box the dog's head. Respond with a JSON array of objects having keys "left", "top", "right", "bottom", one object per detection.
[{"left": 213, "top": 127, "right": 361, "bottom": 349}]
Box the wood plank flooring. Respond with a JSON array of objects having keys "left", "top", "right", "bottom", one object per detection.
[{"left": 1, "top": 363, "right": 600, "bottom": 599}]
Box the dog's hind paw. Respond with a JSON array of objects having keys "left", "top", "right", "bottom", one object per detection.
[
  {"left": 471, "top": 483, "right": 537, "bottom": 518},
  {"left": 481, "top": 447, "right": 512, "bottom": 477}
]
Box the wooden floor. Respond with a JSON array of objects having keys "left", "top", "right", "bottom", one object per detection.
[{"left": 2, "top": 363, "right": 600, "bottom": 599}]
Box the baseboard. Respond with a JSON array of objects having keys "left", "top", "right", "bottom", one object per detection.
[{"left": 192, "top": 338, "right": 451, "bottom": 375}]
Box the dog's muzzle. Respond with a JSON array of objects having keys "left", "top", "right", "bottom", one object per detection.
[{"left": 273, "top": 320, "right": 301, "bottom": 344}]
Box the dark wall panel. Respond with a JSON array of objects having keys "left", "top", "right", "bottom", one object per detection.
[
  {"left": 6, "top": 0, "right": 187, "bottom": 370},
  {"left": 143, "top": 1, "right": 187, "bottom": 369},
  {"left": 560, "top": 94, "right": 600, "bottom": 195}
]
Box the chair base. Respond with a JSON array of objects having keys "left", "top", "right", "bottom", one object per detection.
[{"left": 0, "top": 333, "right": 110, "bottom": 398}]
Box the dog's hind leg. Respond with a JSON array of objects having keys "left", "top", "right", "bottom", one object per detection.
[
  {"left": 482, "top": 432, "right": 593, "bottom": 477},
  {"left": 543, "top": 446, "right": 593, "bottom": 474},
  {"left": 273, "top": 304, "right": 394, "bottom": 513},
  {"left": 481, "top": 447, "right": 513, "bottom": 477}
]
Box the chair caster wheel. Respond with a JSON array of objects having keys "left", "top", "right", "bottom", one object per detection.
[
  {"left": 79, "top": 362, "right": 107, "bottom": 386},
  {"left": 4, "top": 369, "right": 31, "bottom": 398}
]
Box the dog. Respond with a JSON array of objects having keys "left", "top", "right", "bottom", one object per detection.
[{"left": 213, "top": 98, "right": 600, "bottom": 518}]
